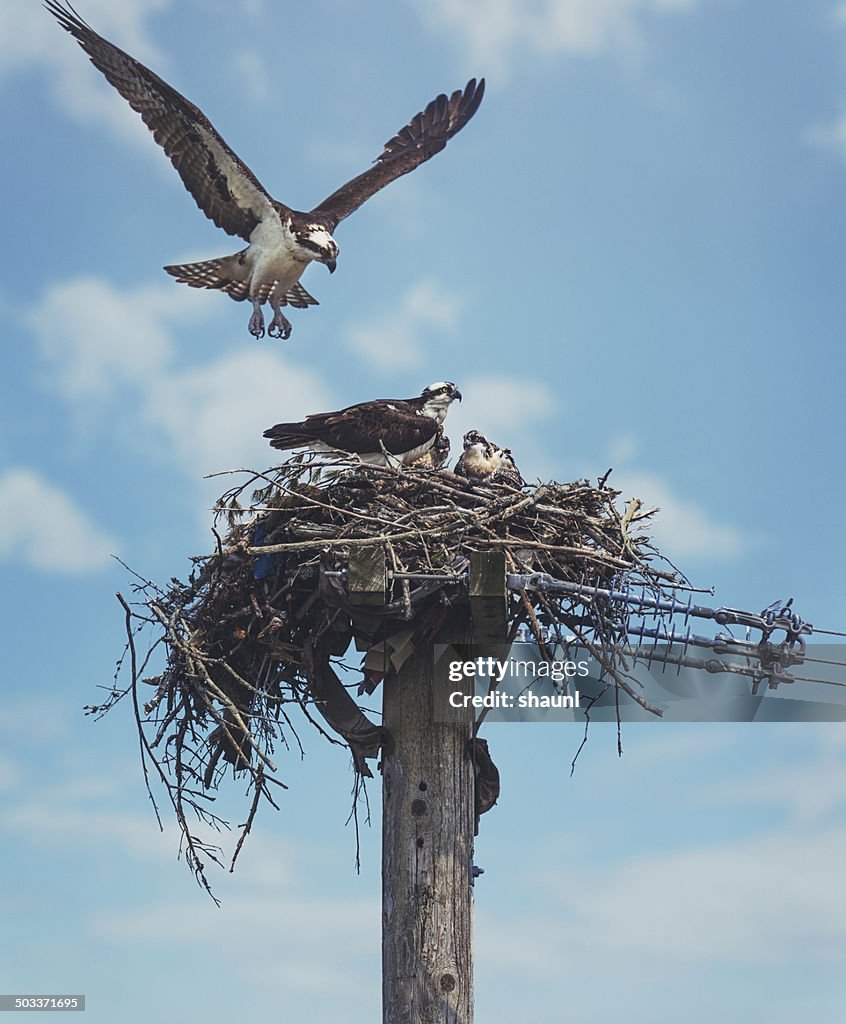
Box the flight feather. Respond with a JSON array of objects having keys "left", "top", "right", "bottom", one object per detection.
[
  {"left": 45, "top": 0, "right": 280, "bottom": 239},
  {"left": 47, "top": 2, "right": 484, "bottom": 340}
]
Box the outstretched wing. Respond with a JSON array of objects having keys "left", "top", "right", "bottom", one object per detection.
[
  {"left": 46, "top": 1, "right": 284, "bottom": 241},
  {"left": 311, "top": 78, "right": 485, "bottom": 229},
  {"left": 265, "top": 400, "right": 437, "bottom": 456}
]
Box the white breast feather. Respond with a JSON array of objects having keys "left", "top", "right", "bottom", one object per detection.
[{"left": 247, "top": 216, "right": 307, "bottom": 299}]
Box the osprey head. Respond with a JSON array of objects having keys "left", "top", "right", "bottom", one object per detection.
[
  {"left": 419, "top": 381, "right": 462, "bottom": 422},
  {"left": 292, "top": 221, "right": 339, "bottom": 272},
  {"left": 462, "top": 430, "right": 489, "bottom": 451}
]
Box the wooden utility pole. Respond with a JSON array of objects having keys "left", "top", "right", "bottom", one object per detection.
[
  {"left": 381, "top": 613, "right": 476, "bottom": 1024},
  {"left": 380, "top": 553, "right": 507, "bottom": 1024}
]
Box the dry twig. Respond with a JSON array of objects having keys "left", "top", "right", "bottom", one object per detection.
[{"left": 100, "top": 454, "right": 681, "bottom": 892}]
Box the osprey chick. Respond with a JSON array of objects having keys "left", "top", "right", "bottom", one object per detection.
[
  {"left": 454, "top": 430, "right": 525, "bottom": 487},
  {"left": 47, "top": 2, "right": 484, "bottom": 340},
  {"left": 264, "top": 382, "right": 462, "bottom": 467},
  {"left": 410, "top": 429, "right": 451, "bottom": 471}
]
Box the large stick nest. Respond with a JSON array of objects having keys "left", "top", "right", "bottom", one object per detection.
[{"left": 98, "top": 456, "right": 682, "bottom": 895}]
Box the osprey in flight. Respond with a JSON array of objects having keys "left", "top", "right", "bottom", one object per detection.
[
  {"left": 454, "top": 430, "right": 525, "bottom": 487},
  {"left": 47, "top": 2, "right": 484, "bottom": 340},
  {"left": 264, "top": 382, "right": 461, "bottom": 467}
]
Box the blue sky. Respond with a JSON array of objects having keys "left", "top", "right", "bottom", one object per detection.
[{"left": 2, "top": 0, "right": 846, "bottom": 1020}]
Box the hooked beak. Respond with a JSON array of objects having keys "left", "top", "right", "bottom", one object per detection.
[
  {"left": 453, "top": 388, "right": 463, "bottom": 402},
  {"left": 323, "top": 256, "right": 337, "bottom": 274}
]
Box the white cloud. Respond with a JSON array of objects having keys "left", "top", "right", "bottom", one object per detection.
[
  {"left": 142, "top": 349, "right": 332, "bottom": 475},
  {"left": 230, "top": 48, "right": 272, "bottom": 104},
  {"left": 86, "top": 830, "right": 379, "bottom": 1000},
  {"left": 24, "top": 277, "right": 746, "bottom": 567},
  {"left": 1, "top": 0, "right": 168, "bottom": 76},
  {"left": 608, "top": 434, "right": 638, "bottom": 463},
  {"left": 617, "top": 726, "right": 736, "bottom": 766},
  {"left": 239, "top": 0, "right": 268, "bottom": 15},
  {"left": 0, "top": 755, "right": 20, "bottom": 792},
  {"left": 612, "top": 471, "right": 746, "bottom": 559},
  {"left": 0, "top": 750, "right": 376, "bottom": 1013},
  {"left": 806, "top": 6, "right": 846, "bottom": 162},
  {"left": 305, "top": 139, "right": 373, "bottom": 177},
  {"left": 0, "top": 697, "right": 71, "bottom": 741},
  {"left": 808, "top": 108, "right": 846, "bottom": 163},
  {"left": 29, "top": 275, "right": 332, "bottom": 481},
  {"left": 344, "top": 278, "right": 463, "bottom": 370},
  {"left": 479, "top": 825, "right": 846, "bottom": 977},
  {"left": 22, "top": 276, "right": 549, "bottom": 536},
  {"left": 410, "top": 0, "right": 696, "bottom": 77},
  {"left": 702, "top": 725, "right": 846, "bottom": 826},
  {"left": 448, "top": 374, "right": 556, "bottom": 438},
  {"left": 94, "top": 887, "right": 377, "bottom": 949},
  {"left": 479, "top": 726, "right": 846, "bottom": 985},
  {"left": 90, "top": 848, "right": 379, "bottom": 1002},
  {"left": 0, "top": 467, "right": 117, "bottom": 572},
  {"left": 442, "top": 374, "right": 558, "bottom": 481},
  {"left": 4, "top": 802, "right": 174, "bottom": 862},
  {"left": 24, "top": 273, "right": 347, "bottom": 545},
  {"left": 28, "top": 277, "right": 206, "bottom": 403},
  {"left": 93, "top": 895, "right": 379, "bottom": 1005},
  {"left": 1, "top": 0, "right": 173, "bottom": 151}
]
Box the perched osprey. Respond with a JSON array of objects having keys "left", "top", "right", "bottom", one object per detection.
[
  {"left": 264, "top": 382, "right": 461, "bottom": 467},
  {"left": 454, "top": 430, "right": 525, "bottom": 487},
  {"left": 47, "top": 2, "right": 484, "bottom": 340}
]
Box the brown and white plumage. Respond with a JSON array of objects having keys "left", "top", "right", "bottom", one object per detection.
[
  {"left": 47, "top": 1, "right": 484, "bottom": 339},
  {"left": 410, "top": 429, "right": 451, "bottom": 471},
  {"left": 264, "top": 382, "right": 462, "bottom": 467},
  {"left": 492, "top": 447, "right": 526, "bottom": 488},
  {"left": 454, "top": 430, "right": 525, "bottom": 487}
]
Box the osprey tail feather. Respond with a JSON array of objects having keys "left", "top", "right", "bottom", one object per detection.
[
  {"left": 164, "top": 252, "right": 251, "bottom": 300},
  {"left": 264, "top": 424, "right": 314, "bottom": 451},
  {"left": 164, "top": 254, "right": 320, "bottom": 309}
]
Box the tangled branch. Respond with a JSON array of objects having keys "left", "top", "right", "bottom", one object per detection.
[{"left": 92, "top": 455, "right": 682, "bottom": 894}]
